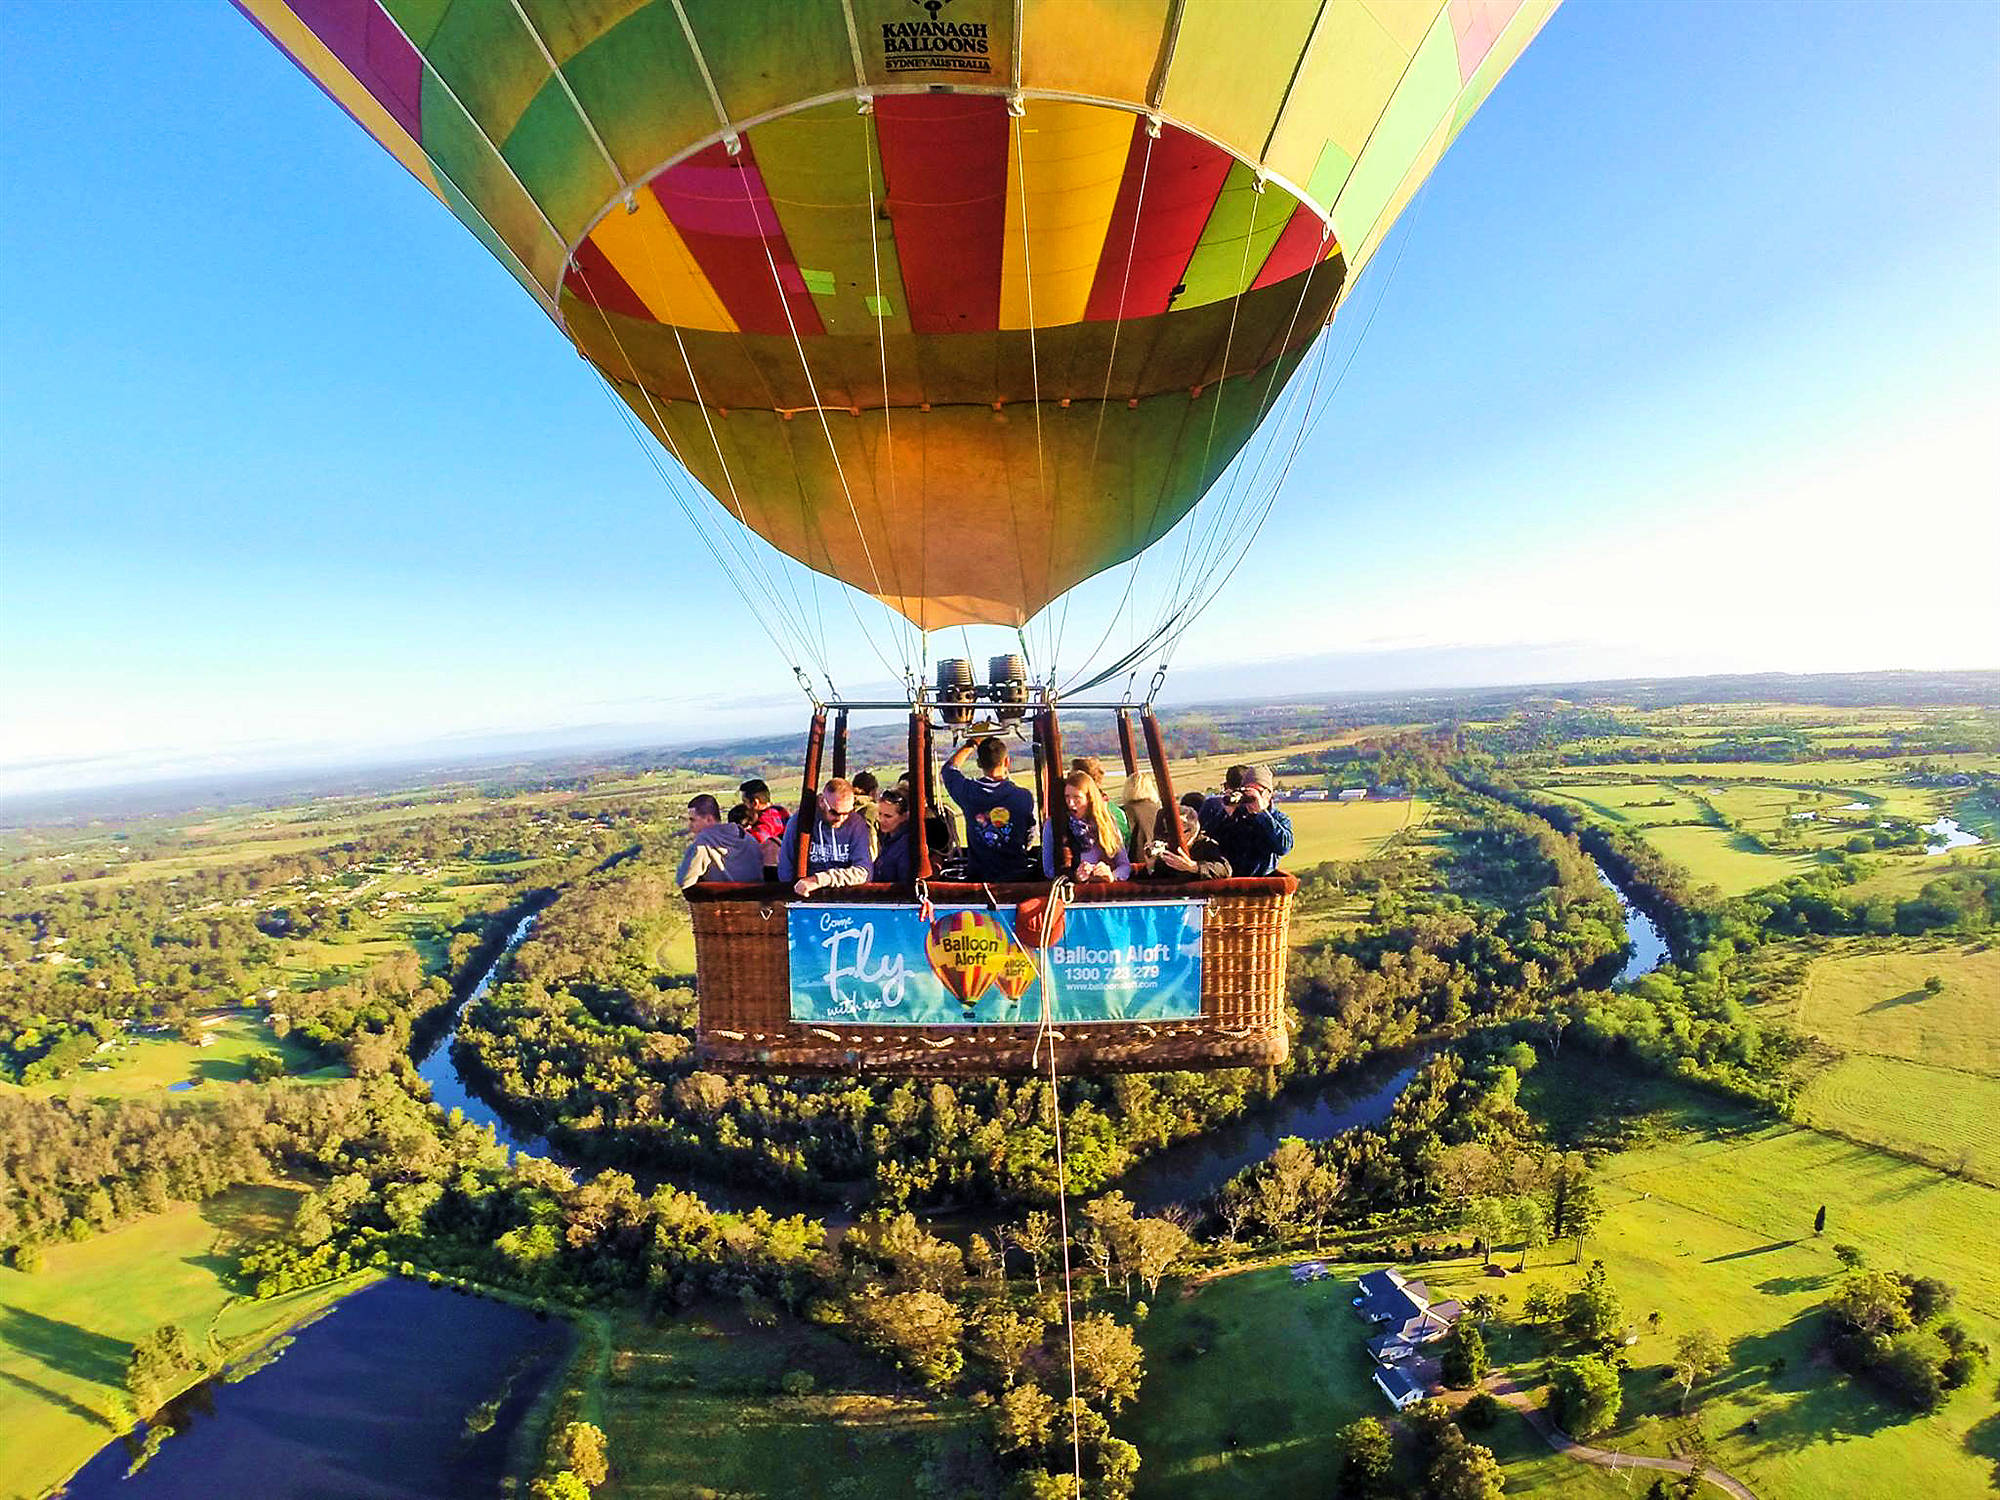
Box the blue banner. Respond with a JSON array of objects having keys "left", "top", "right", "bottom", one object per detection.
[{"left": 787, "top": 900, "right": 1204, "bottom": 1026}]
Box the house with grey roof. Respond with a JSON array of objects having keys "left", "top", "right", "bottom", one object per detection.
[{"left": 1352, "top": 1268, "right": 1461, "bottom": 1410}]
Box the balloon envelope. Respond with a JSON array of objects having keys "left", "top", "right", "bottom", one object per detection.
[{"left": 241, "top": 0, "right": 1555, "bottom": 627}]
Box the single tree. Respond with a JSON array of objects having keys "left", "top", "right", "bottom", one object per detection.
[
  {"left": 1426, "top": 1436, "right": 1506, "bottom": 1500},
  {"left": 1512, "top": 1195, "right": 1548, "bottom": 1271},
  {"left": 976, "top": 1306, "right": 1045, "bottom": 1386},
  {"left": 1832, "top": 1242, "right": 1867, "bottom": 1271},
  {"left": 557, "top": 1422, "right": 608, "bottom": 1489},
  {"left": 1068, "top": 1313, "right": 1144, "bottom": 1413},
  {"left": 1671, "top": 1329, "right": 1726, "bottom": 1410},
  {"left": 1813, "top": 1204, "right": 1827, "bottom": 1235},
  {"left": 992, "top": 1380, "right": 1058, "bottom": 1454},
  {"left": 1128, "top": 1217, "right": 1191, "bottom": 1300},
  {"left": 1549, "top": 1355, "right": 1623, "bottom": 1437},
  {"left": 1334, "top": 1415, "right": 1394, "bottom": 1499},
  {"left": 1008, "top": 1211, "right": 1056, "bottom": 1295},
  {"left": 1440, "top": 1321, "right": 1489, "bottom": 1389}
]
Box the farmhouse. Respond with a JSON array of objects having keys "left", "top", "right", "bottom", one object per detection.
[{"left": 1352, "top": 1268, "right": 1461, "bottom": 1410}]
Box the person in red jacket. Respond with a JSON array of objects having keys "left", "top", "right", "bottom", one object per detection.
[{"left": 738, "top": 779, "right": 790, "bottom": 883}]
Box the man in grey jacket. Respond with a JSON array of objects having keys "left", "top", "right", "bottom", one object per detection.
[
  {"left": 676, "top": 794, "right": 766, "bottom": 889},
  {"left": 778, "top": 777, "right": 877, "bottom": 897}
]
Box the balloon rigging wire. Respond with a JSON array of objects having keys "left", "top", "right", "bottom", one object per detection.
[
  {"left": 1058, "top": 206, "right": 1335, "bottom": 697},
  {"left": 861, "top": 105, "right": 911, "bottom": 663},
  {"left": 1155, "top": 186, "right": 1435, "bottom": 677},
  {"left": 566, "top": 255, "right": 835, "bottom": 687},
  {"left": 624, "top": 229, "right": 833, "bottom": 679},
  {"left": 537, "top": 60, "right": 838, "bottom": 689},
  {"left": 726, "top": 146, "right": 916, "bottom": 684},
  {"left": 1051, "top": 121, "right": 1161, "bottom": 698},
  {"left": 1155, "top": 214, "right": 1338, "bottom": 651},
  {"left": 1004, "top": 885, "right": 1086, "bottom": 1495},
  {"left": 1010, "top": 107, "right": 1057, "bottom": 679}
]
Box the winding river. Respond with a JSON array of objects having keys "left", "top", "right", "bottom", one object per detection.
[
  {"left": 66, "top": 854, "right": 1671, "bottom": 1493},
  {"left": 419, "top": 853, "right": 1671, "bottom": 1217}
]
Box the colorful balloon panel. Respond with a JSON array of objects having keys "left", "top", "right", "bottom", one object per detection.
[
  {"left": 924, "top": 909, "right": 1009, "bottom": 1008},
  {"left": 239, "top": 0, "right": 1557, "bottom": 628},
  {"left": 993, "top": 945, "right": 1038, "bottom": 1006}
]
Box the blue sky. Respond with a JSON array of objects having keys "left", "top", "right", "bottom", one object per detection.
[{"left": 3, "top": 1, "right": 1996, "bottom": 794}]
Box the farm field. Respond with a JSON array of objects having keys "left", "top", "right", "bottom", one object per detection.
[
  {"left": 0, "top": 1184, "right": 372, "bottom": 1500},
  {"left": 595, "top": 1308, "right": 979, "bottom": 1500},
  {"left": 1281, "top": 797, "right": 1428, "bottom": 868},
  {"left": 8, "top": 1013, "right": 334, "bottom": 1103},
  {"left": 1796, "top": 943, "right": 2000, "bottom": 1073},
  {"left": 1795, "top": 1053, "right": 2000, "bottom": 1183},
  {"left": 1630, "top": 823, "right": 1818, "bottom": 896}
]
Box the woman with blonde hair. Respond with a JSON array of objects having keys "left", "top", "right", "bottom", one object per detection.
[
  {"left": 1043, "top": 769, "right": 1130, "bottom": 881},
  {"left": 1120, "top": 769, "right": 1165, "bottom": 873}
]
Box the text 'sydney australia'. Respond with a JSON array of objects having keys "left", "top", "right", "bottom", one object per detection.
[{"left": 787, "top": 902, "right": 1204, "bottom": 1025}]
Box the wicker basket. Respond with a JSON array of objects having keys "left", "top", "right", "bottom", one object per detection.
[{"left": 688, "top": 877, "right": 1294, "bottom": 1075}]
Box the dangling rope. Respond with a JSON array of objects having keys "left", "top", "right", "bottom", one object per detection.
[{"left": 1005, "top": 877, "right": 1085, "bottom": 1495}]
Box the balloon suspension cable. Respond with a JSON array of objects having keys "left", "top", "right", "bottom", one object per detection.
[
  {"left": 726, "top": 148, "right": 916, "bottom": 687},
  {"left": 1155, "top": 188, "right": 1436, "bottom": 679},
  {"left": 1004, "top": 880, "right": 1084, "bottom": 1495}
]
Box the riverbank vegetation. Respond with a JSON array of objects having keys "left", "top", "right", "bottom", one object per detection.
[{"left": 5, "top": 681, "right": 1998, "bottom": 1498}]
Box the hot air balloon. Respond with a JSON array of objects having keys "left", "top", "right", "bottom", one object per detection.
[
  {"left": 925, "top": 909, "right": 1011, "bottom": 1017},
  {"left": 238, "top": 0, "right": 1556, "bottom": 1076},
  {"left": 993, "top": 943, "right": 1039, "bottom": 1010}
]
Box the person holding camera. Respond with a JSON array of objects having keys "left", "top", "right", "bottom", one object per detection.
[
  {"left": 1212, "top": 764, "right": 1293, "bottom": 877},
  {"left": 1147, "top": 803, "right": 1231, "bottom": 881}
]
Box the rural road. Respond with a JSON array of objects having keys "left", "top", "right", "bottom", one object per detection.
[{"left": 1486, "top": 1374, "right": 1760, "bottom": 1500}]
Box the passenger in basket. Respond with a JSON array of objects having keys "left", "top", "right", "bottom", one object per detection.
[
  {"left": 1213, "top": 763, "right": 1294, "bottom": 877},
  {"left": 739, "top": 779, "right": 790, "bottom": 883},
  {"left": 778, "top": 777, "right": 877, "bottom": 897},
  {"left": 1043, "top": 769, "right": 1131, "bottom": 882},
  {"left": 943, "top": 736, "right": 1037, "bottom": 881},
  {"left": 1120, "top": 769, "right": 1167, "bottom": 874},
  {"left": 851, "top": 770, "right": 881, "bottom": 831},
  {"left": 872, "top": 786, "right": 918, "bottom": 885},
  {"left": 1071, "top": 756, "right": 1130, "bottom": 844},
  {"left": 1200, "top": 764, "right": 1251, "bottom": 834},
  {"left": 676, "top": 794, "right": 766, "bottom": 889},
  {"left": 1147, "top": 803, "right": 1232, "bottom": 882}
]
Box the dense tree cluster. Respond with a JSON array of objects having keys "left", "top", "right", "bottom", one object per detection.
[{"left": 1822, "top": 1267, "right": 1984, "bottom": 1410}]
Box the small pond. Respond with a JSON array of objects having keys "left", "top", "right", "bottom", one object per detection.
[{"left": 62, "top": 1280, "right": 571, "bottom": 1499}]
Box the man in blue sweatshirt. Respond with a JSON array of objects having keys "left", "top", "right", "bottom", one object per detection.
[
  {"left": 778, "top": 777, "right": 877, "bottom": 897},
  {"left": 1212, "top": 764, "right": 1294, "bottom": 877},
  {"left": 942, "top": 736, "right": 1036, "bottom": 881}
]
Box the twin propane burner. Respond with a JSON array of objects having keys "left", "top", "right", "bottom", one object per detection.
[{"left": 934, "top": 654, "right": 1030, "bottom": 728}]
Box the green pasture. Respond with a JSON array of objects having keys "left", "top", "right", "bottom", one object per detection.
[
  {"left": 8, "top": 1014, "right": 334, "bottom": 1103},
  {"left": 1797, "top": 943, "right": 2000, "bottom": 1075},
  {"left": 1283, "top": 797, "right": 1429, "bottom": 869},
  {"left": 1541, "top": 781, "right": 1710, "bottom": 827},
  {"left": 596, "top": 1308, "right": 977, "bottom": 1500},
  {"left": 1631, "top": 824, "right": 1819, "bottom": 897},
  {"left": 0, "top": 1185, "right": 371, "bottom": 1500},
  {"left": 1795, "top": 1054, "right": 2000, "bottom": 1183}
]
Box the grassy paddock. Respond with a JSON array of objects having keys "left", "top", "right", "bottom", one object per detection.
[
  {"left": 1630, "top": 824, "right": 1819, "bottom": 897},
  {"left": 595, "top": 1308, "right": 979, "bottom": 1500},
  {"left": 0, "top": 1184, "right": 372, "bottom": 1499},
  {"left": 1795, "top": 1054, "right": 2000, "bottom": 1183},
  {"left": 9, "top": 1015, "right": 334, "bottom": 1103},
  {"left": 1283, "top": 798, "right": 1428, "bottom": 869},
  {"left": 1797, "top": 943, "right": 2000, "bottom": 1074}
]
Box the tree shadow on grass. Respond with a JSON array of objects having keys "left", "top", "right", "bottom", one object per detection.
[
  {"left": 1707, "top": 1311, "right": 1924, "bottom": 1459},
  {"left": 0, "top": 1306, "right": 131, "bottom": 1389},
  {"left": 1703, "top": 1239, "right": 1798, "bottom": 1264},
  {"left": 0, "top": 1365, "right": 120, "bottom": 1430},
  {"left": 1966, "top": 1407, "right": 2000, "bottom": 1489},
  {"left": 1863, "top": 990, "right": 1929, "bottom": 1014},
  {"left": 1754, "top": 1273, "right": 1834, "bottom": 1297}
]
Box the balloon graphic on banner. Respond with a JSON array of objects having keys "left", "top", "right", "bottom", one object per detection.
[
  {"left": 993, "top": 945, "right": 1039, "bottom": 1010},
  {"left": 925, "top": 910, "right": 1009, "bottom": 1017}
]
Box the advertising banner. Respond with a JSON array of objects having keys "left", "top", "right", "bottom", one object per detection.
[{"left": 787, "top": 900, "right": 1204, "bottom": 1026}]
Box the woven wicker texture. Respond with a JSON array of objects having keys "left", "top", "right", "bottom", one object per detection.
[{"left": 690, "top": 880, "right": 1292, "bottom": 1075}]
